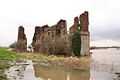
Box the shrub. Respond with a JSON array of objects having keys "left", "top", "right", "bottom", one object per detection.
[
  {"left": 9, "top": 41, "right": 17, "bottom": 48},
  {"left": 72, "top": 32, "right": 81, "bottom": 56}
]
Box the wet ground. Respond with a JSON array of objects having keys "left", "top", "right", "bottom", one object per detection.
[
  {"left": 5, "top": 48, "right": 120, "bottom": 80},
  {"left": 5, "top": 60, "right": 89, "bottom": 80},
  {"left": 90, "top": 48, "right": 120, "bottom": 80},
  {"left": 34, "top": 64, "right": 89, "bottom": 80},
  {"left": 5, "top": 60, "right": 36, "bottom": 80}
]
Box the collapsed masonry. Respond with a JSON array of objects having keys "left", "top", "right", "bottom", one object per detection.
[
  {"left": 16, "top": 11, "right": 90, "bottom": 56},
  {"left": 70, "top": 11, "right": 90, "bottom": 56},
  {"left": 16, "top": 26, "right": 27, "bottom": 52},
  {"left": 32, "top": 20, "right": 71, "bottom": 55}
]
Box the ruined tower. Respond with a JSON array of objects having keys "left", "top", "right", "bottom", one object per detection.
[
  {"left": 32, "top": 26, "right": 41, "bottom": 52},
  {"left": 70, "top": 11, "right": 90, "bottom": 56},
  {"left": 80, "top": 11, "right": 90, "bottom": 56},
  {"left": 16, "top": 26, "right": 27, "bottom": 52},
  {"left": 16, "top": 11, "right": 90, "bottom": 56},
  {"left": 69, "top": 16, "right": 79, "bottom": 33}
]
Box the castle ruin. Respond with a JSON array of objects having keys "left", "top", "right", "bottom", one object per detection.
[
  {"left": 32, "top": 20, "right": 70, "bottom": 55},
  {"left": 16, "top": 26, "right": 27, "bottom": 52},
  {"left": 16, "top": 11, "right": 90, "bottom": 56},
  {"left": 70, "top": 11, "right": 89, "bottom": 55}
]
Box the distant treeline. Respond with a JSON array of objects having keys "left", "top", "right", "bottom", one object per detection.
[{"left": 90, "top": 46, "right": 120, "bottom": 50}]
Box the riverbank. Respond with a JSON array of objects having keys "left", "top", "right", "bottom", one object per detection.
[
  {"left": 18, "top": 53, "right": 90, "bottom": 70},
  {"left": 0, "top": 48, "right": 90, "bottom": 80},
  {"left": 0, "top": 60, "right": 12, "bottom": 80},
  {"left": 0, "top": 48, "right": 90, "bottom": 70}
]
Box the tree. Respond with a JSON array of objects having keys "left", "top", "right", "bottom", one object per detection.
[
  {"left": 9, "top": 41, "right": 17, "bottom": 48},
  {"left": 71, "top": 24, "right": 81, "bottom": 57}
]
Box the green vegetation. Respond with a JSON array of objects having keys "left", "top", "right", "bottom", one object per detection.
[
  {"left": 19, "top": 53, "right": 90, "bottom": 70},
  {"left": 71, "top": 24, "right": 81, "bottom": 57},
  {"left": 0, "top": 48, "right": 17, "bottom": 60},
  {"left": 9, "top": 41, "right": 17, "bottom": 48},
  {"left": 0, "top": 48, "right": 18, "bottom": 80},
  {"left": 0, "top": 60, "right": 11, "bottom": 80},
  {"left": 0, "top": 47, "right": 90, "bottom": 80},
  {"left": 18, "top": 53, "right": 65, "bottom": 62}
]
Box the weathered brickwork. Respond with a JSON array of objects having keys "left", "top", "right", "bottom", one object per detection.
[
  {"left": 69, "top": 11, "right": 90, "bottom": 56},
  {"left": 32, "top": 20, "right": 71, "bottom": 55},
  {"left": 16, "top": 26, "right": 27, "bottom": 52},
  {"left": 16, "top": 11, "right": 89, "bottom": 56}
]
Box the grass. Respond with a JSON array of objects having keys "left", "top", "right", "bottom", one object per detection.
[
  {"left": 18, "top": 52, "right": 90, "bottom": 70},
  {"left": 0, "top": 48, "right": 18, "bottom": 60},
  {"left": 18, "top": 53, "right": 65, "bottom": 61},
  {"left": 0, "top": 48, "right": 18, "bottom": 80},
  {"left": 0, "top": 60, "right": 11, "bottom": 80},
  {"left": 0, "top": 47, "right": 90, "bottom": 69},
  {"left": 0, "top": 47, "right": 90, "bottom": 80}
]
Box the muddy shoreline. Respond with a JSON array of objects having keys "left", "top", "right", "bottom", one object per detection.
[
  {"left": 0, "top": 56, "right": 90, "bottom": 80},
  {"left": 33, "top": 56, "right": 90, "bottom": 71}
]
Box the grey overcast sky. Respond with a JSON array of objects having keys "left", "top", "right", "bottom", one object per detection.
[{"left": 0, "top": 0, "right": 120, "bottom": 47}]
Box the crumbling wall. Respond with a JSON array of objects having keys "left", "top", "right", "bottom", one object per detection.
[
  {"left": 32, "top": 26, "right": 41, "bottom": 52},
  {"left": 80, "top": 11, "right": 90, "bottom": 56},
  {"left": 17, "top": 11, "right": 90, "bottom": 56},
  {"left": 69, "top": 16, "right": 79, "bottom": 33},
  {"left": 69, "top": 11, "right": 90, "bottom": 56},
  {"left": 31, "top": 20, "right": 70, "bottom": 55},
  {"left": 16, "top": 26, "right": 27, "bottom": 52},
  {"left": 80, "top": 11, "right": 89, "bottom": 32}
]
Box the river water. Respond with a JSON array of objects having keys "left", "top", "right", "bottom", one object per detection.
[
  {"left": 34, "top": 64, "right": 89, "bottom": 80},
  {"left": 5, "top": 48, "right": 120, "bottom": 80},
  {"left": 90, "top": 48, "right": 120, "bottom": 80}
]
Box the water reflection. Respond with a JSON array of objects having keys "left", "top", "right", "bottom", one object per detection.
[{"left": 34, "top": 64, "right": 89, "bottom": 80}]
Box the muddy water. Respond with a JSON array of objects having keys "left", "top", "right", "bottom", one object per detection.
[
  {"left": 5, "top": 60, "right": 89, "bottom": 80},
  {"left": 34, "top": 64, "right": 89, "bottom": 80},
  {"left": 90, "top": 48, "right": 120, "bottom": 80},
  {"left": 5, "top": 60, "right": 36, "bottom": 80},
  {"left": 5, "top": 48, "right": 120, "bottom": 80}
]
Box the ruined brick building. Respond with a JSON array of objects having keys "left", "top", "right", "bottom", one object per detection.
[
  {"left": 16, "top": 11, "right": 90, "bottom": 56},
  {"left": 16, "top": 26, "right": 27, "bottom": 52},
  {"left": 70, "top": 11, "right": 90, "bottom": 55},
  {"left": 32, "top": 20, "right": 70, "bottom": 55}
]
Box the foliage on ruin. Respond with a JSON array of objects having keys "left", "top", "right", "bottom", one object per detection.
[{"left": 71, "top": 24, "right": 81, "bottom": 57}]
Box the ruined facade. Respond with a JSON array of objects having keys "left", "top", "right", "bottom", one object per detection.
[
  {"left": 16, "top": 26, "right": 27, "bottom": 52},
  {"left": 31, "top": 11, "right": 89, "bottom": 56},
  {"left": 32, "top": 20, "right": 70, "bottom": 55},
  {"left": 16, "top": 11, "right": 90, "bottom": 56},
  {"left": 70, "top": 11, "right": 90, "bottom": 56}
]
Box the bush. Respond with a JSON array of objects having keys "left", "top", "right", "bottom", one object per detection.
[
  {"left": 72, "top": 32, "right": 81, "bottom": 57},
  {"left": 9, "top": 41, "right": 17, "bottom": 48}
]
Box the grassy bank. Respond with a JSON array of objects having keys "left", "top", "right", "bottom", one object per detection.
[
  {"left": 0, "top": 48, "right": 18, "bottom": 80},
  {"left": 0, "top": 48, "right": 90, "bottom": 70},
  {"left": 0, "top": 60, "right": 11, "bottom": 80},
  {"left": 0, "top": 48, "right": 18, "bottom": 60},
  {"left": 19, "top": 53, "right": 90, "bottom": 70},
  {"left": 0, "top": 48, "right": 90, "bottom": 80}
]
